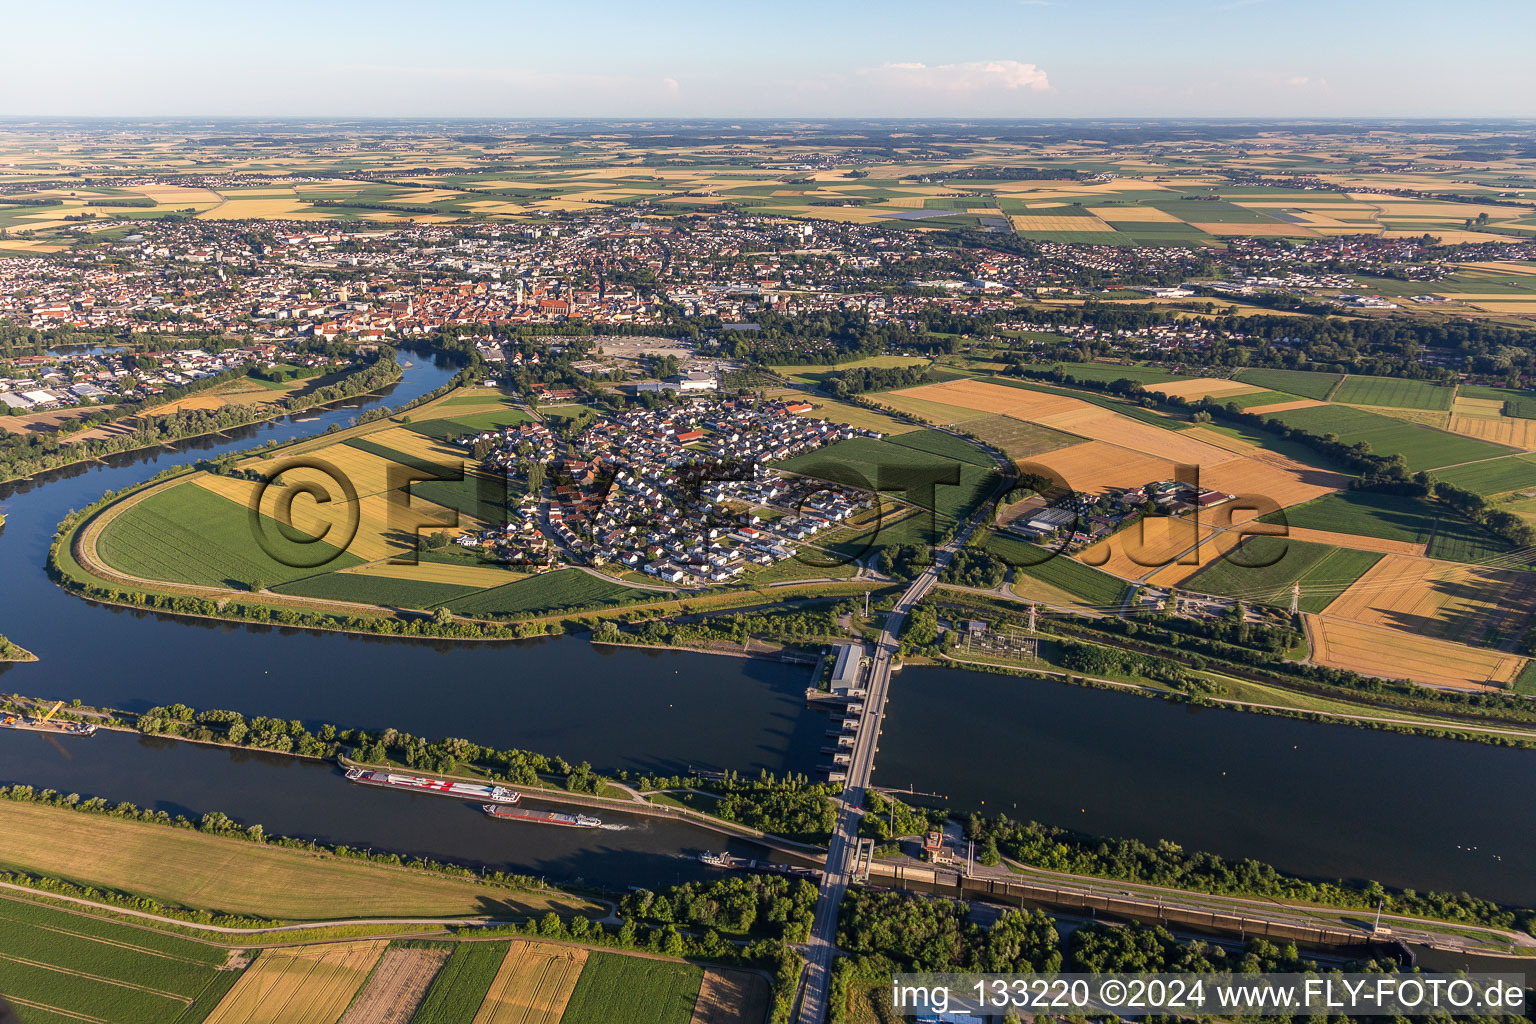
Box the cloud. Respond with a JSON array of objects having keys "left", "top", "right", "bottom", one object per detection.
[
  {"left": 661, "top": 77, "right": 680, "bottom": 97},
  {"left": 859, "top": 60, "right": 1051, "bottom": 95}
]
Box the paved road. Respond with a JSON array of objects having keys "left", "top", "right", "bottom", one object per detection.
[{"left": 796, "top": 522, "right": 979, "bottom": 1024}]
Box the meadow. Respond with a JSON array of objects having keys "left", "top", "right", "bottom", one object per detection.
[
  {"left": 271, "top": 571, "right": 480, "bottom": 610},
  {"left": 0, "top": 893, "right": 239, "bottom": 1024}
]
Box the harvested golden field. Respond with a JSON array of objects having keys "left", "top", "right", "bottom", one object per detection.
[
  {"left": 1146, "top": 378, "right": 1262, "bottom": 401},
  {"left": 1032, "top": 440, "right": 1181, "bottom": 494},
  {"left": 1452, "top": 397, "right": 1506, "bottom": 417},
  {"left": 1282, "top": 526, "right": 1426, "bottom": 556},
  {"left": 0, "top": 801, "right": 599, "bottom": 921},
  {"left": 1078, "top": 516, "right": 1214, "bottom": 581},
  {"left": 690, "top": 969, "right": 771, "bottom": 1024},
  {"left": 472, "top": 941, "right": 589, "bottom": 1024},
  {"left": 342, "top": 559, "right": 528, "bottom": 588},
  {"left": 1191, "top": 223, "right": 1315, "bottom": 237},
  {"left": 1322, "top": 554, "right": 1536, "bottom": 645},
  {"left": 1142, "top": 529, "right": 1249, "bottom": 587},
  {"left": 204, "top": 942, "right": 385, "bottom": 1024},
  {"left": 1178, "top": 426, "right": 1261, "bottom": 455},
  {"left": 1008, "top": 214, "right": 1117, "bottom": 232},
  {"left": 890, "top": 378, "right": 1086, "bottom": 419},
  {"left": 1243, "top": 398, "right": 1327, "bottom": 415},
  {"left": 1307, "top": 615, "right": 1526, "bottom": 691},
  {"left": 1446, "top": 413, "right": 1536, "bottom": 449},
  {"left": 1200, "top": 453, "right": 1350, "bottom": 511},
  {"left": 1092, "top": 206, "right": 1185, "bottom": 223},
  {"left": 194, "top": 471, "right": 463, "bottom": 561},
  {"left": 891, "top": 379, "right": 1237, "bottom": 466}
]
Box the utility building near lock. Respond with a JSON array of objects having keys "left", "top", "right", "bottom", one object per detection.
[{"left": 830, "top": 643, "right": 866, "bottom": 695}]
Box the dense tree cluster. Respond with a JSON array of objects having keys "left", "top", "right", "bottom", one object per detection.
[
  {"left": 620, "top": 874, "right": 817, "bottom": 943},
  {"left": 967, "top": 813, "right": 1536, "bottom": 935}
]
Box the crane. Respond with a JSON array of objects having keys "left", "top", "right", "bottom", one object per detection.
[{"left": 36, "top": 701, "right": 64, "bottom": 726}]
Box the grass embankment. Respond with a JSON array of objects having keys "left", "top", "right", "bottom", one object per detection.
[
  {"left": 0, "top": 801, "right": 599, "bottom": 922},
  {"left": 0, "top": 633, "right": 36, "bottom": 662}
]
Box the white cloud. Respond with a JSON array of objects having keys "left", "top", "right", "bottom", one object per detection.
[{"left": 858, "top": 60, "right": 1051, "bottom": 95}]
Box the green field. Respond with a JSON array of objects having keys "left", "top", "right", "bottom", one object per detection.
[
  {"left": 950, "top": 413, "right": 1081, "bottom": 460},
  {"left": 558, "top": 953, "right": 702, "bottom": 1024},
  {"left": 1265, "top": 403, "right": 1512, "bottom": 471},
  {"left": 1234, "top": 368, "right": 1343, "bottom": 401},
  {"left": 1263, "top": 491, "right": 1515, "bottom": 564},
  {"left": 1332, "top": 375, "right": 1455, "bottom": 411},
  {"left": 775, "top": 354, "right": 930, "bottom": 386},
  {"left": 885, "top": 427, "right": 996, "bottom": 468},
  {"left": 411, "top": 407, "right": 533, "bottom": 441},
  {"left": 1014, "top": 362, "right": 1190, "bottom": 385},
  {"left": 0, "top": 895, "right": 238, "bottom": 1024},
  {"left": 987, "top": 533, "right": 1129, "bottom": 608},
  {"left": 271, "top": 571, "right": 480, "bottom": 609},
  {"left": 1432, "top": 454, "right": 1536, "bottom": 496},
  {"left": 1217, "top": 390, "right": 1287, "bottom": 410},
  {"left": 96, "top": 483, "right": 363, "bottom": 589},
  {"left": 777, "top": 436, "right": 1000, "bottom": 523},
  {"left": 1185, "top": 536, "right": 1382, "bottom": 612},
  {"left": 407, "top": 941, "right": 509, "bottom": 1024},
  {"left": 442, "top": 568, "right": 649, "bottom": 618}
]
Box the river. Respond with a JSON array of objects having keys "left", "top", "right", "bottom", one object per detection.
[{"left": 2, "top": 350, "right": 1534, "bottom": 903}]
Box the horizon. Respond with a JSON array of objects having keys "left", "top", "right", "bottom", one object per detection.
[{"left": 2, "top": 0, "right": 1532, "bottom": 120}]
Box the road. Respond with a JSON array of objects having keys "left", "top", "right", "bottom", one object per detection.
[{"left": 796, "top": 521, "right": 980, "bottom": 1024}]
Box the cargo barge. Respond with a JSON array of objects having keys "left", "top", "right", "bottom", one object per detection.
[
  {"left": 344, "top": 766, "right": 519, "bottom": 804},
  {"left": 482, "top": 804, "right": 602, "bottom": 828},
  {"left": 698, "top": 851, "right": 822, "bottom": 881}
]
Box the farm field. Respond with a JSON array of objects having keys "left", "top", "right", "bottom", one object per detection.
[
  {"left": 688, "top": 970, "right": 770, "bottom": 1024},
  {"left": 0, "top": 893, "right": 241, "bottom": 1024},
  {"left": 1431, "top": 453, "right": 1536, "bottom": 495},
  {"left": 1444, "top": 412, "right": 1536, "bottom": 451},
  {"left": 1266, "top": 490, "right": 1516, "bottom": 564},
  {"left": 987, "top": 533, "right": 1130, "bottom": 609},
  {"left": 784, "top": 395, "right": 920, "bottom": 435},
  {"left": 1233, "top": 368, "right": 1343, "bottom": 401},
  {"left": 202, "top": 941, "right": 384, "bottom": 1024},
  {"left": 0, "top": 801, "right": 599, "bottom": 922},
  {"left": 96, "top": 481, "right": 364, "bottom": 589},
  {"left": 777, "top": 434, "right": 1000, "bottom": 523},
  {"left": 1185, "top": 536, "right": 1382, "bottom": 612},
  {"left": 271, "top": 571, "right": 481, "bottom": 610},
  {"left": 337, "top": 947, "right": 449, "bottom": 1024},
  {"left": 1321, "top": 554, "right": 1536, "bottom": 649},
  {"left": 774, "top": 354, "right": 930, "bottom": 386},
  {"left": 408, "top": 943, "right": 509, "bottom": 1024},
  {"left": 440, "top": 569, "right": 651, "bottom": 618},
  {"left": 942, "top": 412, "right": 1081, "bottom": 460},
  {"left": 1263, "top": 403, "right": 1513, "bottom": 472},
  {"left": 1145, "top": 377, "right": 1263, "bottom": 401},
  {"left": 557, "top": 953, "right": 703, "bottom": 1024},
  {"left": 1014, "top": 362, "right": 1190, "bottom": 385},
  {"left": 1331, "top": 375, "right": 1455, "bottom": 411},
  {"left": 1306, "top": 615, "right": 1527, "bottom": 691},
  {"left": 471, "top": 941, "right": 587, "bottom": 1024}
]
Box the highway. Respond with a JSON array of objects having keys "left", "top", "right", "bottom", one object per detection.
[{"left": 795, "top": 521, "right": 977, "bottom": 1024}]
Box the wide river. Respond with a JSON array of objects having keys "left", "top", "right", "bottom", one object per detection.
[{"left": 1, "top": 350, "right": 1533, "bottom": 902}]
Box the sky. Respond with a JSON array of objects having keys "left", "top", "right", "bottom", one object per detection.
[{"left": 2, "top": 0, "right": 1534, "bottom": 119}]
